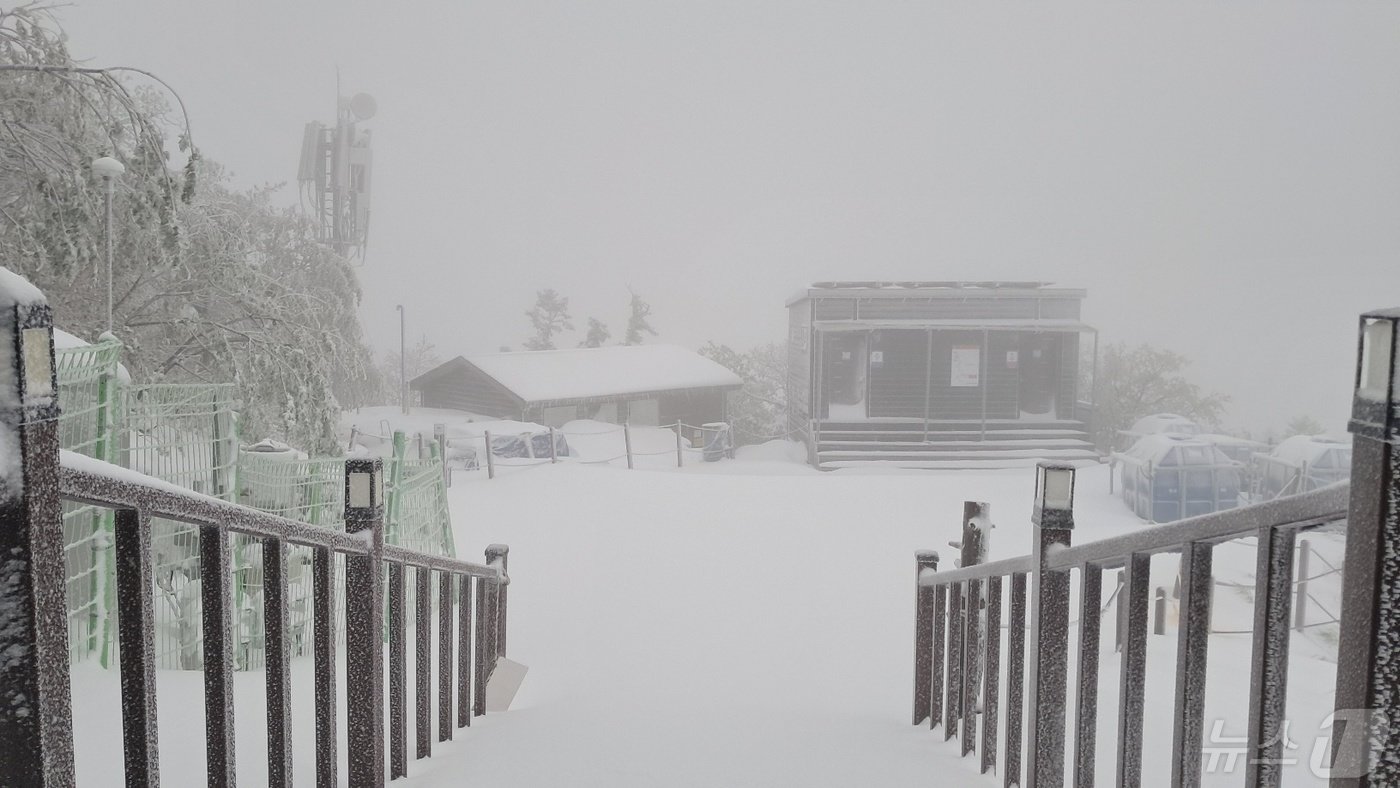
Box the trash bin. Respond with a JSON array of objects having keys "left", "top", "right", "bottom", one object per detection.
[{"left": 702, "top": 422, "right": 731, "bottom": 462}]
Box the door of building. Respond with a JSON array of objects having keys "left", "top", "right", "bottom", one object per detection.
[
  {"left": 1017, "top": 334, "right": 1060, "bottom": 416},
  {"left": 822, "top": 333, "right": 868, "bottom": 420}
]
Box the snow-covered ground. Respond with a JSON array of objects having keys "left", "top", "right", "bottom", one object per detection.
[{"left": 67, "top": 449, "right": 1344, "bottom": 786}]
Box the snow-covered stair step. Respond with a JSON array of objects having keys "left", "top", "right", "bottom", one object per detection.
[
  {"left": 819, "top": 446, "right": 1099, "bottom": 462},
  {"left": 818, "top": 429, "right": 1091, "bottom": 442},
  {"left": 817, "top": 442, "right": 1097, "bottom": 453},
  {"left": 820, "top": 456, "right": 1103, "bottom": 471}
]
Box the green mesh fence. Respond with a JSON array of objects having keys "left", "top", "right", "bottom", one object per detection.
[
  {"left": 55, "top": 339, "right": 122, "bottom": 666},
  {"left": 123, "top": 383, "right": 239, "bottom": 670},
  {"left": 55, "top": 343, "right": 457, "bottom": 671},
  {"left": 235, "top": 452, "right": 347, "bottom": 670}
]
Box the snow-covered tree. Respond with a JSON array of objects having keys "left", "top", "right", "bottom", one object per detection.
[
  {"left": 580, "top": 317, "right": 610, "bottom": 348},
  {"left": 0, "top": 5, "right": 194, "bottom": 293},
  {"left": 381, "top": 336, "right": 442, "bottom": 405},
  {"left": 623, "top": 289, "right": 657, "bottom": 345},
  {"left": 524, "top": 288, "right": 573, "bottom": 350},
  {"left": 1090, "top": 343, "right": 1229, "bottom": 450},
  {"left": 698, "top": 341, "right": 787, "bottom": 445},
  {"left": 1284, "top": 415, "right": 1325, "bottom": 438},
  {"left": 0, "top": 9, "right": 380, "bottom": 455}
]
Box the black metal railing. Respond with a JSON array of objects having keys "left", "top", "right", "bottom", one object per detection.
[
  {"left": 914, "top": 470, "right": 1352, "bottom": 788},
  {"left": 0, "top": 278, "right": 512, "bottom": 787},
  {"left": 914, "top": 301, "right": 1400, "bottom": 788}
]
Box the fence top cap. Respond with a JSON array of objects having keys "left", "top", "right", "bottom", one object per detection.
[
  {"left": 1361, "top": 306, "right": 1400, "bottom": 321},
  {"left": 0, "top": 267, "right": 44, "bottom": 309},
  {"left": 916, "top": 549, "right": 940, "bottom": 562}
]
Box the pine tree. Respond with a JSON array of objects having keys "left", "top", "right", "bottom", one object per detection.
[
  {"left": 623, "top": 290, "right": 657, "bottom": 345},
  {"left": 524, "top": 288, "right": 573, "bottom": 350},
  {"left": 580, "top": 317, "right": 610, "bottom": 348}
]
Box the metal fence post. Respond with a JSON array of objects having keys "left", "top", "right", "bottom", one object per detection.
[
  {"left": 624, "top": 423, "right": 634, "bottom": 469},
  {"left": 434, "top": 423, "right": 450, "bottom": 488},
  {"left": 344, "top": 458, "right": 387, "bottom": 787},
  {"left": 913, "top": 550, "right": 940, "bottom": 725},
  {"left": 675, "top": 424, "right": 684, "bottom": 468},
  {"left": 1332, "top": 308, "right": 1400, "bottom": 786},
  {"left": 487, "top": 544, "right": 509, "bottom": 659},
  {"left": 1115, "top": 569, "right": 1125, "bottom": 653},
  {"left": 549, "top": 427, "right": 558, "bottom": 464},
  {"left": 1294, "top": 539, "right": 1309, "bottom": 632},
  {"left": 961, "top": 501, "right": 989, "bottom": 759},
  {"left": 0, "top": 284, "right": 75, "bottom": 786},
  {"left": 1154, "top": 587, "right": 1167, "bottom": 636},
  {"left": 1026, "top": 462, "right": 1076, "bottom": 788}
]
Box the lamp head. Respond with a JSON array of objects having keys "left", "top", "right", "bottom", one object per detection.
[
  {"left": 1032, "top": 461, "right": 1076, "bottom": 530},
  {"left": 91, "top": 156, "right": 126, "bottom": 180},
  {"left": 1351, "top": 309, "right": 1400, "bottom": 442}
]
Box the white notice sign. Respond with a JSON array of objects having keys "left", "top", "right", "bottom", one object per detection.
[{"left": 951, "top": 346, "right": 981, "bottom": 387}]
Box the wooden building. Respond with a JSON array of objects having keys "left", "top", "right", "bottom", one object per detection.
[
  {"left": 786, "top": 281, "right": 1100, "bottom": 469},
  {"left": 410, "top": 344, "right": 742, "bottom": 428}
]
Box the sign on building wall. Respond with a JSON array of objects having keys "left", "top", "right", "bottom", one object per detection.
[{"left": 951, "top": 346, "right": 981, "bottom": 387}]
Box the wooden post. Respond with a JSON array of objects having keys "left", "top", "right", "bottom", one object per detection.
[
  {"left": 675, "top": 424, "right": 684, "bottom": 468},
  {"left": 484, "top": 431, "right": 496, "bottom": 479},
  {"left": 624, "top": 423, "right": 634, "bottom": 470}
]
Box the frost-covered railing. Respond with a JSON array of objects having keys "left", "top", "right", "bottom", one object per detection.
[
  {"left": 914, "top": 468, "right": 1350, "bottom": 788},
  {"left": 0, "top": 272, "right": 511, "bottom": 787},
  {"left": 913, "top": 306, "right": 1400, "bottom": 788}
]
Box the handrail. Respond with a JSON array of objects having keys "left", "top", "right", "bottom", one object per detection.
[
  {"left": 915, "top": 482, "right": 1350, "bottom": 585},
  {"left": 1046, "top": 481, "right": 1348, "bottom": 571},
  {"left": 61, "top": 450, "right": 508, "bottom": 582},
  {"left": 381, "top": 544, "right": 503, "bottom": 582},
  {"left": 60, "top": 451, "right": 370, "bottom": 555},
  {"left": 919, "top": 555, "right": 1033, "bottom": 586}
]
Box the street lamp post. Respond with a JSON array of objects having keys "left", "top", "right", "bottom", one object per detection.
[
  {"left": 396, "top": 304, "right": 407, "bottom": 415},
  {"left": 92, "top": 157, "right": 125, "bottom": 334}
]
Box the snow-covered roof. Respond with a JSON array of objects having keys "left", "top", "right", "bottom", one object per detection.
[
  {"left": 460, "top": 345, "right": 743, "bottom": 403},
  {"left": 786, "top": 281, "right": 1086, "bottom": 306},
  {"left": 1268, "top": 435, "right": 1351, "bottom": 467},
  {"left": 1120, "top": 433, "right": 1231, "bottom": 466}
]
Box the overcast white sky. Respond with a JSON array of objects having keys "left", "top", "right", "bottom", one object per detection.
[{"left": 63, "top": 2, "right": 1400, "bottom": 435}]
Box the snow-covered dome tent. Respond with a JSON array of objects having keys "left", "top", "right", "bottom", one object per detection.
[
  {"left": 1252, "top": 435, "right": 1352, "bottom": 500},
  {"left": 1116, "top": 433, "right": 1243, "bottom": 523}
]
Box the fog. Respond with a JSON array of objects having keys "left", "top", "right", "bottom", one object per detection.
[{"left": 65, "top": 1, "right": 1400, "bottom": 434}]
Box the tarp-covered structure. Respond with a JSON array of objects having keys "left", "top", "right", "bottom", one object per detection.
[{"left": 1117, "top": 433, "right": 1243, "bottom": 523}]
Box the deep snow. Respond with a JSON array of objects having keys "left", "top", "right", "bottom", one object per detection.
[{"left": 65, "top": 450, "right": 1345, "bottom": 786}]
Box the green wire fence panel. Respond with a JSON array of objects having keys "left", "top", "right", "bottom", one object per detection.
[
  {"left": 388, "top": 457, "right": 457, "bottom": 557},
  {"left": 55, "top": 354, "right": 460, "bottom": 671},
  {"left": 124, "top": 383, "right": 239, "bottom": 669},
  {"left": 55, "top": 339, "right": 123, "bottom": 666},
  {"left": 237, "top": 451, "right": 349, "bottom": 670}
]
